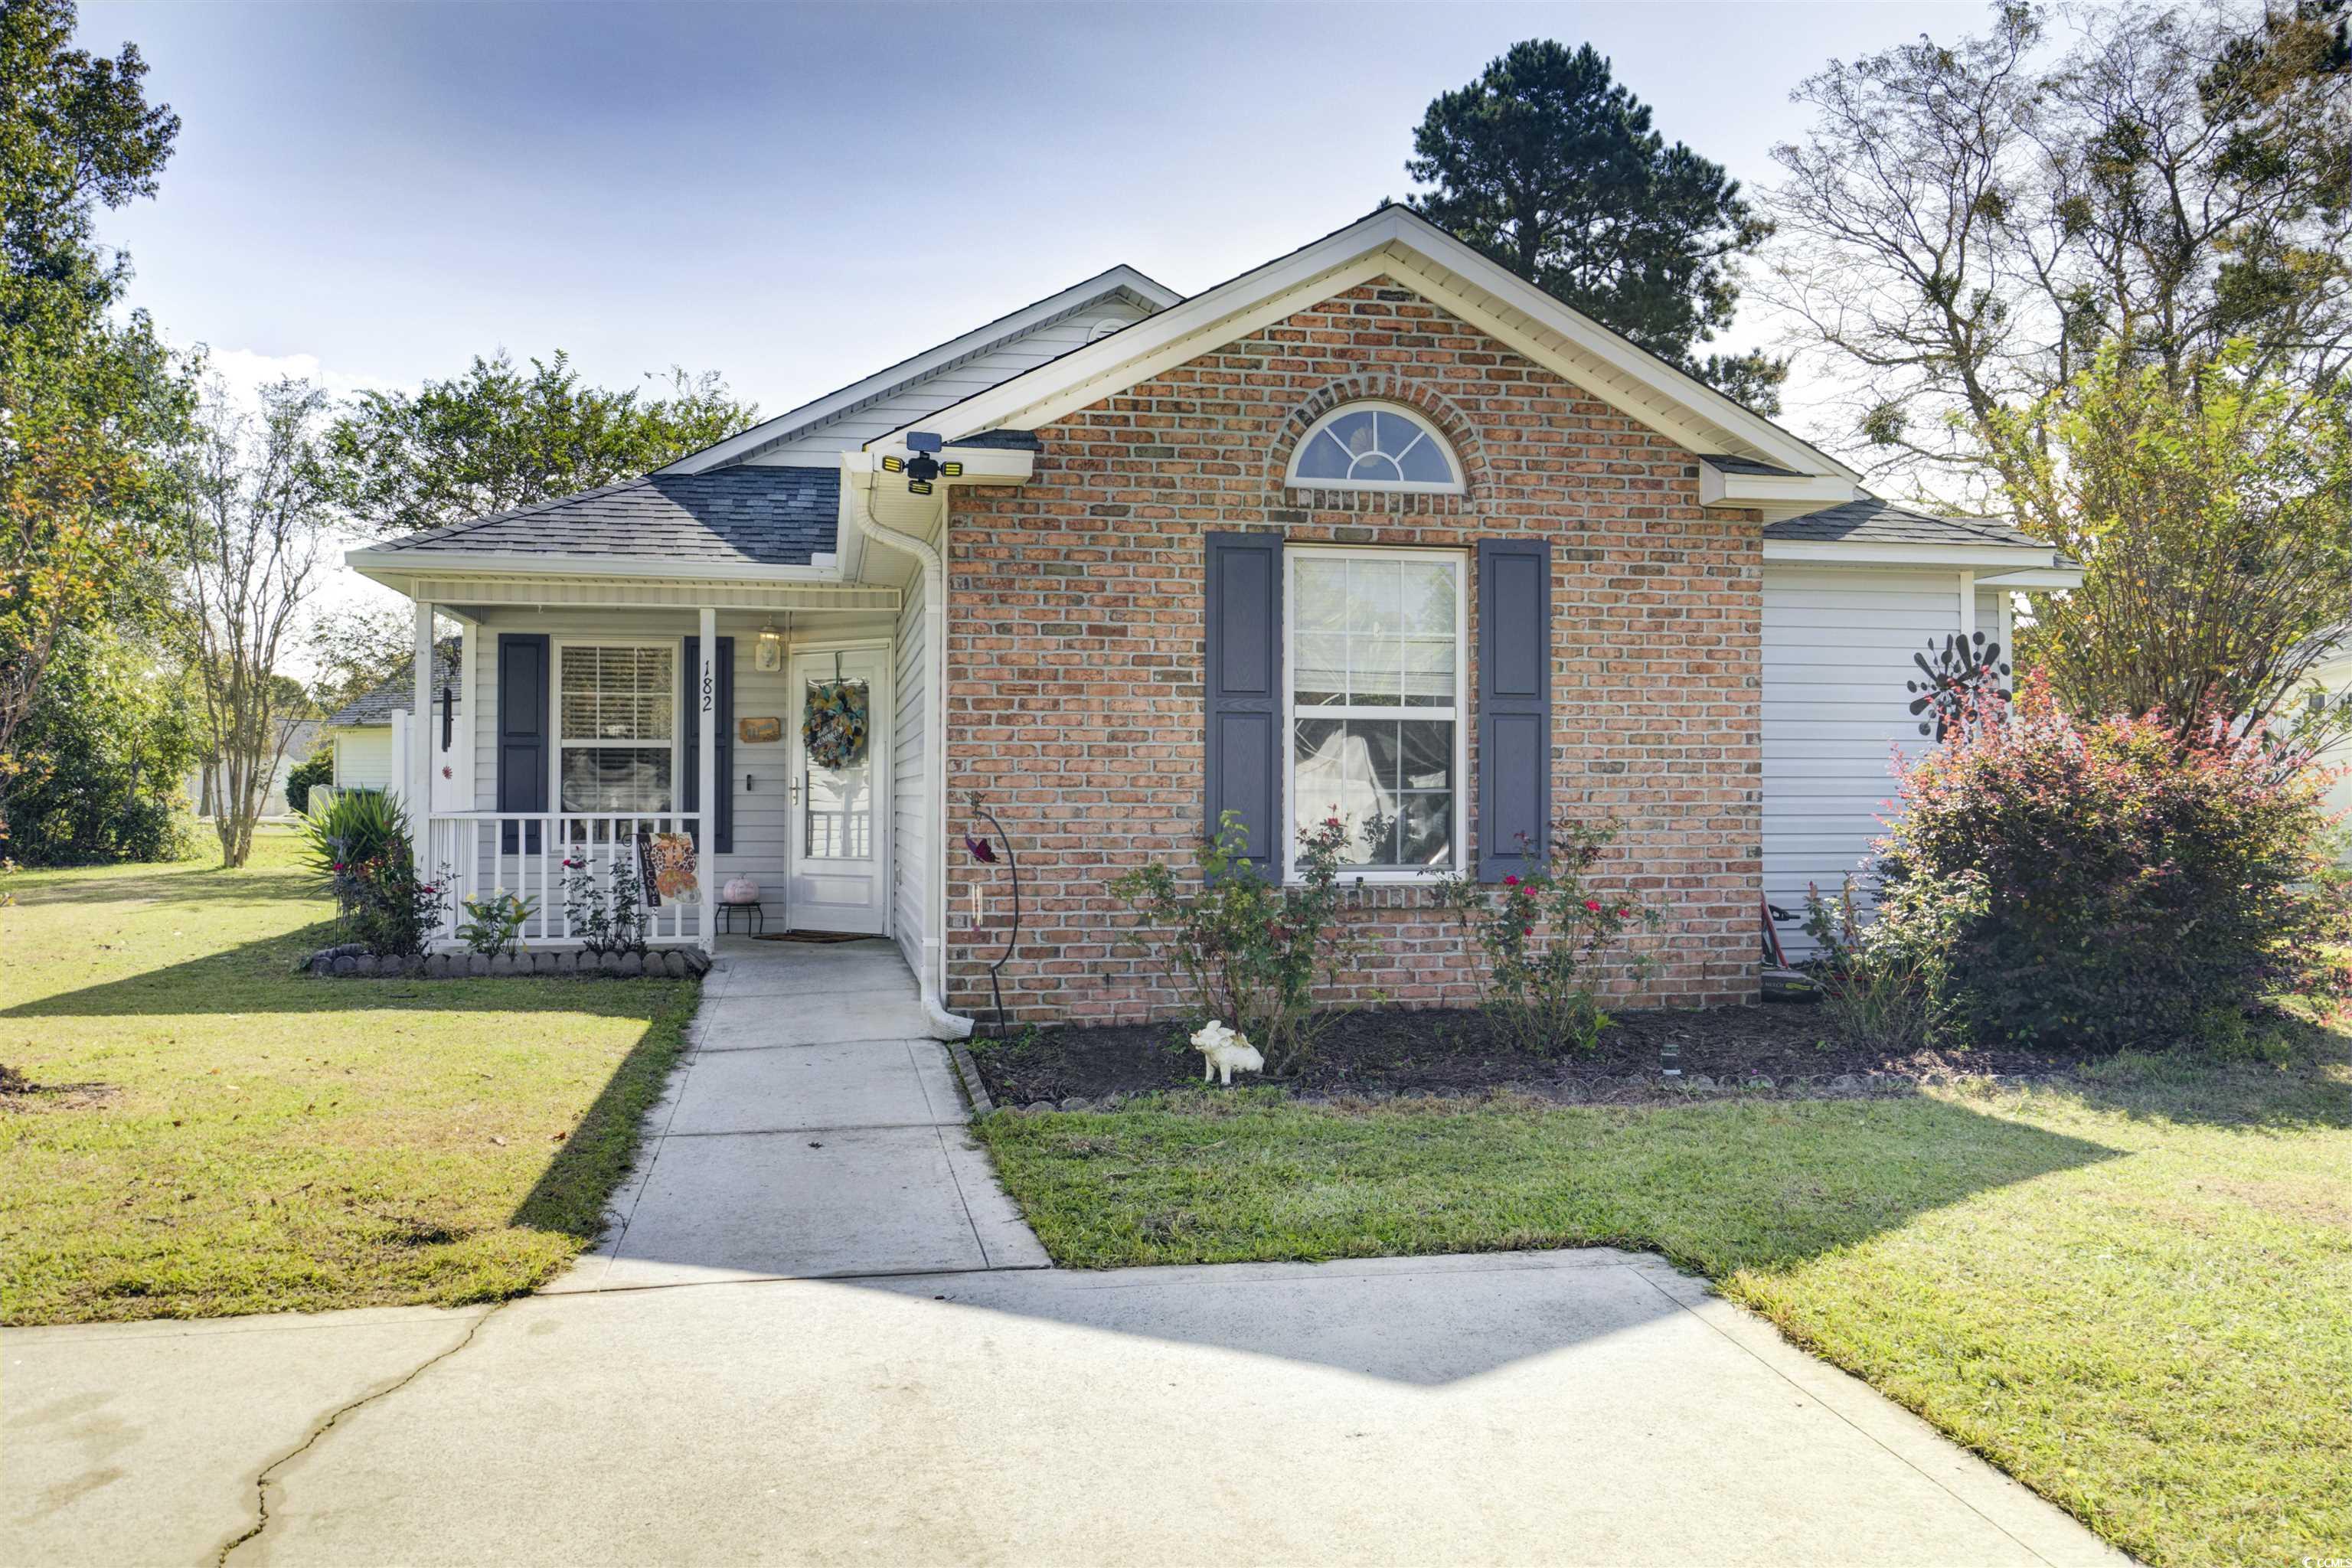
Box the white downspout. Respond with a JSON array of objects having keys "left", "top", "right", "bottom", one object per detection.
[{"left": 851, "top": 475, "right": 973, "bottom": 1040}]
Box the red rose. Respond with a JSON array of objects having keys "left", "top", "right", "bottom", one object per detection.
[
  {"left": 1583, "top": 898, "right": 1602, "bottom": 913},
  {"left": 1502, "top": 874, "right": 1519, "bottom": 887}
]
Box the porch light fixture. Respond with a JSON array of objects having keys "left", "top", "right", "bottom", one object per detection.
[{"left": 755, "top": 618, "right": 784, "bottom": 673}]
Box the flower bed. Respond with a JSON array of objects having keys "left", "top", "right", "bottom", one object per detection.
[
  {"left": 297, "top": 943, "right": 710, "bottom": 979},
  {"left": 967, "top": 1001, "right": 2108, "bottom": 1109}
]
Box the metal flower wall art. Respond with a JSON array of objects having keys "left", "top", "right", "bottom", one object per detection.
[
  {"left": 964, "top": 793, "right": 1020, "bottom": 1035},
  {"left": 1907, "top": 630, "right": 2011, "bottom": 740}
]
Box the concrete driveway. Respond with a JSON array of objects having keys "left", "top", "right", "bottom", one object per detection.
[
  {"left": 5, "top": 1250, "right": 2120, "bottom": 1567},
  {"left": 4, "top": 942, "right": 2122, "bottom": 1566}
]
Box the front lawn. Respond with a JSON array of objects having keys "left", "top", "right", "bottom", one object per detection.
[
  {"left": 0, "top": 832, "right": 696, "bottom": 1324},
  {"left": 979, "top": 1043, "right": 2352, "bottom": 1568}
]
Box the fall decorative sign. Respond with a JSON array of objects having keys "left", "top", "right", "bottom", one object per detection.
[{"left": 737, "top": 716, "right": 782, "bottom": 745}]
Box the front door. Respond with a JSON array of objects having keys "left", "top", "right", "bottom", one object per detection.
[{"left": 786, "top": 646, "right": 890, "bottom": 935}]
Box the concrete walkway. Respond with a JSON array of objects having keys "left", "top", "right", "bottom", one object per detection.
[
  {"left": 552, "top": 938, "right": 1047, "bottom": 1291},
  {"left": 2, "top": 941, "right": 2125, "bottom": 1566}
]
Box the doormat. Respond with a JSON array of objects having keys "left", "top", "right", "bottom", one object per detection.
[{"left": 753, "top": 930, "right": 869, "bottom": 945}]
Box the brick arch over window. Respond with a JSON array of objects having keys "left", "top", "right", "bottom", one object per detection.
[{"left": 1266, "top": 376, "right": 1491, "bottom": 515}]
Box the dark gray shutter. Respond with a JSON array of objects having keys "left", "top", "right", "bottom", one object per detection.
[
  {"left": 495, "top": 633, "right": 549, "bottom": 855},
  {"left": 1477, "top": 538, "right": 1550, "bottom": 881},
  {"left": 1204, "top": 531, "right": 1282, "bottom": 877},
  {"left": 681, "top": 636, "right": 734, "bottom": 854}
]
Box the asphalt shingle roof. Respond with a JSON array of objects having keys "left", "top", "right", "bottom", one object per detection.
[
  {"left": 945, "top": 429, "right": 1042, "bottom": 451},
  {"left": 1766, "top": 496, "right": 2053, "bottom": 550},
  {"left": 371, "top": 468, "right": 839, "bottom": 567},
  {"left": 1699, "top": 453, "right": 1802, "bottom": 478},
  {"left": 325, "top": 645, "right": 462, "bottom": 728}
]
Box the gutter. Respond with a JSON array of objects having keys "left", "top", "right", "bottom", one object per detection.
[{"left": 844, "top": 465, "right": 975, "bottom": 1041}]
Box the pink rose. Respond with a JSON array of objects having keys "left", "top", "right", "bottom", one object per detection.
[
  {"left": 1502, "top": 874, "right": 1519, "bottom": 887},
  {"left": 1583, "top": 899, "right": 1602, "bottom": 913}
]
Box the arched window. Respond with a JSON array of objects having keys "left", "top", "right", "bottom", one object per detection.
[{"left": 1287, "top": 402, "right": 1462, "bottom": 493}]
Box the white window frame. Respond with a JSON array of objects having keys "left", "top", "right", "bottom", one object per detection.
[
  {"left": 1281, "top": 545, "right": 1468, "bottom": 883},
  {"left": 549, "top": 637, "right": 683, "bottom": 817},
  {"left": 1284, "top": 400, "right": 1465, "bottom": 495}
]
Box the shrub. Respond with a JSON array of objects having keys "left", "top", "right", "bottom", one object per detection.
[
  {"left": 456, "top": 891, "right": 535, "bottom": 959},
  {"left": 299, "top": 789, "right": 443, "bottom": 955},
  {"left": 346, "top": 850, "right": 445, "bottom": 958},
  {"left": 1112, "top": 811, "right": 1367, "bottom": 1075},
  {"left": 284, "top": 751, "right": 334, "bottom": 815},
  {"left": 1800, "top": 875, "right": 1975, "bottom": 1053},
  {"left": 3, "top": 626, "right": 205, "bottom": 866},
  {"left": 1431, "top": 818, "right": 1661, "bottom": 1054},
  {"left": 561, "top": 845, "right": 648, "bottom": 956},
  {"left": 299, "top": 788, "right": 403, "bottom": 903},
  {"left": 1870, "top": 678, "right": 2334, "bottom": 1052}
]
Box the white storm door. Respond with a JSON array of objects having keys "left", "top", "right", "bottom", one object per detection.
[{"left": 786, "top": 648, "right": 889, "bottom": 935}]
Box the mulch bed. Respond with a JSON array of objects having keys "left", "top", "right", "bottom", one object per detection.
[{"left": 967, "top": 1001, "right": 2100, "bottom": 1110}]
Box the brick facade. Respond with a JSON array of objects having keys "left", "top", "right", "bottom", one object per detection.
[{"left": 942, "top": 279, "right": 1762, "bottom": 1023}]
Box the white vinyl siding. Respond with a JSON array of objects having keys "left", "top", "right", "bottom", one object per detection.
[
  {"left": 746, "top": 302, "right": 1154, "bottom": 464},
  {"left": 466, "top": 609, "right": 895, "bottom": 928},
  {"left": 891, "top": 573, "right": 929, "bottom": 978},
  {"left": 1762, "top": 567, "right": 2007, "bottom": 948},
  {"left": 331, "top": 728, "right": 394, "bottom": 790}
]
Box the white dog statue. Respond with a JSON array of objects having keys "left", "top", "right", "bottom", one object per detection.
[{"left": 1191, "top": 1020, "right": 1265, "bottom": 1086}]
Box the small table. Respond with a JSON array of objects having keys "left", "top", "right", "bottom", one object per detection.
[{"left": 716, "top": 901, "right": 765, "bottom": 936}]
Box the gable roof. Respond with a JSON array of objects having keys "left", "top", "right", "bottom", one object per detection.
[
  {"left": 1765, "top": 497, "right": 2051, "bottom": 550},
  {"left": 361, "top": 469, "right": 839, "bottom": 568},
  {"left": 325, "top": 644, "right": 461, "bottom": 728},
  {"left": 662, "top": 264, "right": 1181, "bottom": 475},
  {"left": 865, "top": 206, "right": 1861, "bottom": 484}
]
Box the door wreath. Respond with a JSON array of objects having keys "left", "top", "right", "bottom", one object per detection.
[{"left": 802, "top": 657, "right": 869, "bottom": 770}]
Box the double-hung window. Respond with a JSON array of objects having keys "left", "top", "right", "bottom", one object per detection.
[
  {"left": 556, "top": 642, "right": 677, "bottom": 814},
  {"left": 1285, "top": 547, "right": 1465, "bottom": 877}
]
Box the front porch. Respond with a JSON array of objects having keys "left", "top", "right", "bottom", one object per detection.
[{"left": 374, "top": 585, "right": 902, "bottom": 958}]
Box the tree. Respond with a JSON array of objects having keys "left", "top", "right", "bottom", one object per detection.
[
  {"left": 0, "top": 0, "right": 192, "bottom": 842},
  {"left": 304, "top": 600, "right": 418, "bottom": 718},
  {"left": 1766, "top": 1, "right": 2352, "bottom": 495},
  {"left": 5, "top": 622, "right": 201, "bottom": 864},
  {"left": 1991, "top": 343, "right": 2352, "bottom": 737},
  {"left": 322, "top": 351, "right": 756, "bottom": 535},
  {"left": 1403, "top": 39, "right": 1785, "bottom": 411},
  {"left": 178, "top": 378, "right": 333, "bottom": 867}
]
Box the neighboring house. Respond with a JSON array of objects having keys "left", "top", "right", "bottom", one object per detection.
[
  {"left": 2315, "top": 646, "right": 2352, "bottom": 854},
  {"left": 322, "top": 645, "right": 463, "bottom": 797},
  {"left": 185, "top": 719, "right": 322, "bottom": 820},
  {"left": 347, "top": 206, "right": 2079, "bottom": 1032}
]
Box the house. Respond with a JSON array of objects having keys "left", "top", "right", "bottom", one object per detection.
[
  {"left": 346, "top": 205, "right": 2081, "bottom": 1034},
  {"left": 185, "top": 718, "right": 322, "bottom": 820},
  {"left": 319, "top": 645, "right": 463, "bottom": 802}
]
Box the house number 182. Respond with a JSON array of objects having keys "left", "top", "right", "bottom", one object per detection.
[{"left": 701, "top": 660, "right": 714, "bottom": 713}]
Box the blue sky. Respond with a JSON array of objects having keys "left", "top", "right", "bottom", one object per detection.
[{"left": 79, "top": 1, "right": 1989, "bottom": 428}]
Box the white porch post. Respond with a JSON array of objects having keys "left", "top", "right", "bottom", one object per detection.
[
  {"left": 410, "top": 598, "right": 434, "bottom": 867},
  {"left": 1957, "top": 570, "right": 1977, "bottom": 642},
  {"left": 698, "top": 605, "right": 717, "bottom": 956}
]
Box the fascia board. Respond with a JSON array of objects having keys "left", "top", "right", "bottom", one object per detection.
[
  {"left": 345, "top": 547, "right": 846, "bottom": 584},
  {"left": 1763, "top": 541, "right": 2065, "bottom": 567}
]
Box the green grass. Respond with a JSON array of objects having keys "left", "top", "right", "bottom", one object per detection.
[
  {"left": 0, "top": 831, "right": 697, "bottom": 1325},
  {"left": 978, "top": 1044, "right": 2352, "bottom": 1568}
]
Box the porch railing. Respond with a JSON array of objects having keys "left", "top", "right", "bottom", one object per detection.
[{"left": 423, "top": 811, "right": 706, "bottom": 947}]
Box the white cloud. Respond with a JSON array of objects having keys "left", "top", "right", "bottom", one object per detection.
[{"left": 198, "top": 346, "right": 404, "bottom": 410}]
